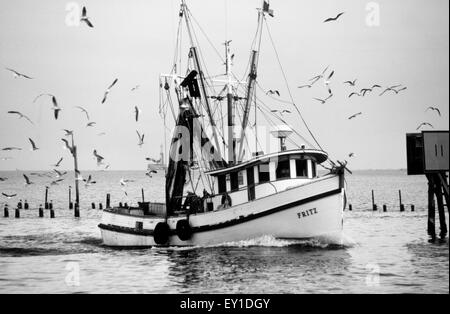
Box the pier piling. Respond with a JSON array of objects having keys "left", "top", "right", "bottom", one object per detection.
[
  {"left": 74, "top": 203, "right": 80, "bottom": 218},
  {"left": 106, "top": 194, "right": 111, "bottom": 209},
  {"left": 4, "top": 206, "right": 9, "bottom": 218},
  {"left": 383, "top": 205, "right": 387, "bottom": 212},
  {"left": 15, "top": 208, "right": 20, "bottom": 219},
  {"left": 91, "top": 202, "right": 96, "bottom": 210},
  {"left": 411, "top": 205, "right": 415, "bottom": 212},
  {"left": 39, "top": 205, "right": 44, "bottom": 218},
  {"left": 99, "top": 203, "right": 103, "bottom": 210},
  {"left": 348, "top": 204, "right": 352, "bottom": 211},
  {"left": 371, "top": 190, "right": 377, "bottom": 211},
  {"left": 50, "top": 209, "right": 55, "bottom": 219},
  {"left": 45, "top": 187, "right": 49, "bottom": 209},
  {"left": 69, "top": 186, "right": 73, "bottom": 209},
  {"left": 24, "top": 200, "right": 29, "bottom": 210}
]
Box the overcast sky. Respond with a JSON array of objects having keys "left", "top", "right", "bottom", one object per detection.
[{"left": 0, "top": 0, "right": 448, "bottom": 171}]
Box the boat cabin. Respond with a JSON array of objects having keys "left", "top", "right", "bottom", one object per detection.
[{"left": 204, "top": 149, "right": 328, "bottom": 212}]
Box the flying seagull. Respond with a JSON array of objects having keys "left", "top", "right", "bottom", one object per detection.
[
  {"left": 309, "top": 65, "right": 330, "bottom": 84},
  {"left": 2, "top": 193, "right": 17, "bottom": 199},
  {"left": 137, "top": 131, "right": 145, "bottom": 147},
  {"left": 80, "top": 6, "right": 94, "bottom": 28},
  {"left": 134, "top": 106, "right": 141, "bottom": 122},
  {"left": 63, "top": 129, "right": 74, "bottom": 137},
  {"left": 54, "top": 169, "right": 67, "bottom": 178},
  {"left": 349, "top": 153, "right": 355, "bottom": 158},
  {"left": 131, "top": 85, "right": 140, "bottom": 92},
  {"left": 102, "top": 78, "right": 119, "bottom": 104},
  {"left": 61, "top": 139, "right": 75, "bottom": 155},
  {"left": 360, "top": 88, "right": 372, "bottom": 97},
  {"left": 23, "top": 174, "right": 33, "bottom": 185},
  {"left": 52, "top": 157, "right": 63, "bottom": 168},
  {"left": 5, "top": 67, "right": 33, "bottom": 79},
  {"left": 426, "top": 107, "right": 441, "bottom": 117},
  {"left": 2, "top": 147, "right": 22, "bottom": 151},
  {"left": 87, "top": 122, "right": 96, "bottom": 128},
  {"left": 271, "top": 109, "right": 292, "bottom": 115},
  {"left": 344, "top": 80, "right": 357, "bottom": 86},
  {"left": 83, "top": 175, "right": 97, "bottom": 187},
  {"left": 51, "top": 96, "right": 62, "bottom": 120},
  {"left": 298, "top": 83, "right": 314, "bottom": 89},
  {"left": 371, "top": 85, "right": 382, "bottom": 89},
  {"left": 7, "top": 111, "right": 34, "bottom": 125},
  {"left": 33, "top": 93, "right": 55, "bottom": 104},
  {"left": 348, "top": 92, "right": 361, "bottom": 98},
  {"left": 51, "top": 178, "right": 65, "bottom": 186},
  {"left": 266, "top": 90, "right": 281, "bottom": 97},
  {"left": 93, "top": 150, "right": 104, "bottom": 166},
  {"left": 416, "top": 123, "right": 434, "bottom": 131},
  {"left": 313, "top": 94, "right": 333, "bottom": 104},
  {"left": 348, "top": 112, "right": 363, "bottom": 120},
  {"left": 75, "top": 106, "right": 90, "bottom": 120},
  {"left": 119, "top": 178, "right": 135, "bottom": 186},
  {"left": 324, "top": 12, "right": 345, "bottom": 23},
  {"left": 28, "top": 138, "right": 39, "bottom": 151}
]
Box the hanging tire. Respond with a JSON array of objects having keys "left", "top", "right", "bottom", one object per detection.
[
  {"left": 153, "top": 222, "right": 170, "bottom": 245},
  {"left": 176, "top": 219, "right": 192, "bottom": 241}
]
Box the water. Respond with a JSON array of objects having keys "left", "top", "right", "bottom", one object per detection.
[{"left": 0, "top": 170, "right": 448, "bottom": 294}]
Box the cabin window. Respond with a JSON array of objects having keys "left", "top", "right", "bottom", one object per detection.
[
  {"left": 296, "top": 159, "right": 308, "bottom": 177},
  {"left": 230, "top": 172, "right": 239, "bottom": 192},
  {"left": 275, "top": 156, "right": 291, "bottom": 179},
  {"left": 218, "top": 175, "right": 227, "bottom": 194},
  {"left": 258, "top": 163, "right": 270, "bottom": 183},
  {"left": 311, "top": 162, "right": 317, "bottom": 178}
]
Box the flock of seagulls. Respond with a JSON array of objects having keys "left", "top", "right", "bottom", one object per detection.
[{"left": 0, "top": 6, "right": 159, "bottom": 202}]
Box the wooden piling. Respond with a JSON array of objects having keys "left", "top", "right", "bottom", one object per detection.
[
  {"left": 427, "top": 175, "right": 436, "bottom": 242},
  {"left": 91, "top": 202, "right": 96, "bottom": 210},
  {"left": 17, "top": 200, "right": 23, "bottom": 210},
  {"left": 74, "top": 203, "right": 80, "bottom": 218},
  {"left": 411, "top": 205, "right": 415, "bottom": 212},
  {"left": 45, "top": 187, "right": 49, "bottom": 209},
  {"left": 383, "top": 205, "right": 387, "bottom": 212},
  {"left": 49, "top": 201, "right": 53, "bottom": 210},
  {"left": 69, "top": 186, "right": 73, "bottom": 209},
  {"left": 99, "top": 203, "right": 103, "bottom": 210},
  {"left": 4, "top": 206, "right": 9, "bottom": 218},
  {"left": 348, "top": 204, "right": 352, "bottom": 211},
  {"left": 141, "top": 188, "right": 145, "bottom": 203},
  {"left": 50, "top": 209, "right": 55, "bottom": 219},
  {"left": 39, "top": 205, "right": 44, "bottom": 218},
  {"left": 106, "top": 194, "right": 111, "bottom": 209},
  {"left": 15, "top": 208, "right": 20, "bottom": 219},
  {"left": 434, "top": 179, "right": 447, "bottom": 241},
  {"left": 24, "top": 201, "right": 29, "bottom": 210},
  {"left": 371, "top": 190, "right": 377, "bottom": 211}
]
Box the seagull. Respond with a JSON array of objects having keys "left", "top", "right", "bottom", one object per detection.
[
  {"left": 309, "top": 65, "right": 330, "bottom": 84},
  {"left": 396, "top": 87, "right": 408, "bottom": 93},
  {"left": 93, "top": 150, "right": 104, "bottom": 166},
  {"left": 29, "top": 138, "right": 39, "bottom": 151},
  {"left": 33, "top": 93, "right": 55, "bottom": 104},
  {"left": 324, "top": 12, "right": 345, "bottom": 23},
  {"left": 266, "top": 90, "right": 281, "bottom": 97},
  {"left": 119, "top": 178, "right": 134, "bottom": 186},
  {"left": 348, "top": 112, "right": 363, "bottom": 120},
  {"left": 416, "top": 123, "right": 434, "bottom": 131},
  {"left": 298, "top": 83, "right": 314, "bottom": 89},
  {"left": 87, "top": 122, "right": 96, "bottom": 128},
  {"left": 344, "top": 80, "right": 357, "bottom": 86},
  {"left": 2, "top": 147, "right": 22, "bottom": 151},
  {"left": 146, "top": 157, "right": 162, "bottom": 163},
  {"left": 80, "top": 6, "right": 94, "bottom": 28},
  {"left": 52, "top": 157, "right": 63, "bottom": 167},
  {"left": 134, "top": 106, "right": 141, "bottom": 122},
  {"left": 349, "top": 153, "right": 355, "bottom": 158},
  {"left": 426, "top": 107, "right": 441, "bottom": 117},
  {"left": 51, "top": 96, "right": 62, "bottom": 120},
  {"left": 371, "top": 85, "right": 382, "bottom": 90},
  {"left": 5, "top": 67, "right": 33, "bottom": 79},
  {"left": 7, "top": 111, "right": 34, "bottom": 125},
  {"left": 54, "top": 169, "right": 67, "bottom": 178},
  {"left": 102, "top": 78, "right": 119, "bottom": 104},
  {"left": 137, "top": 131, "right": 145, "bottom": 147},
  {"left": 23, "top": 174, "right": 33, "bottom": 185},
  {"left": 131, "top": 85, "right": 140, "bottom": 92},
  {"left": 75, "top": 106, "right": 90, "bottom": 120},
  {"left": 83, "top": 175, "right": 97, "bottom": 187},
  {"left": 63, "top": 129, "right": 74, "bottom": 137},
  {"left": 314, "top": 94, "right": 333, "bottom": 104},
  {"left": 348, "top": 92, "right": 361, "bottom": 98},
  {"left": 51, "top": 179, "right": 65, "bottom": 186},
  {"left": 146, "top": 165, "right": 158, "bottom": 178},
  {"left": 271, "top": 109, "right": 292, "bottom": 116},
  {"left": 360, "top": 88, "right": 372, "bottom": 96},
  {"left": 2, "top": 193, "right": 17, "bottom": 199}
]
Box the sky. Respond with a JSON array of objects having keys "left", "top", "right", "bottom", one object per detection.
[{"left": 0, "top": 0, "right": 448, "bottom": 171}]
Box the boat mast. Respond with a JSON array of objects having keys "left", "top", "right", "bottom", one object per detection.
[
  {"left": 236, "top": 2, "right": 265, "bottom": 162},
  {"left": 225, "top": 40, "right": 236, "bottom": 165},
  {"left": 180, "top": 0, "right": 223, "bottom": 161}
]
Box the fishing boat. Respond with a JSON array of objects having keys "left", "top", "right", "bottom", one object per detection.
[{"left": 99, "top": 0, "right": 347, "bottom": 247}]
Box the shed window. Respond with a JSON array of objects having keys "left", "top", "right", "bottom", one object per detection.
[
  {"left": 296, "top": 159, "right": 308, "bottom": 177},
  {"left": 276, "top": 157, "right": 291, "bottom": 179}
]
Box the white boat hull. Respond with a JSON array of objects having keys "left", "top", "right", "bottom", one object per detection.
[{"left": 99, "top": 173, "right": 345, "bottom": 247}]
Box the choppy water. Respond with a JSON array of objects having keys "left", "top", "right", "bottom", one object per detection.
[{"left": 0, "top": 170, "right": 448, "bottom": 294}]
